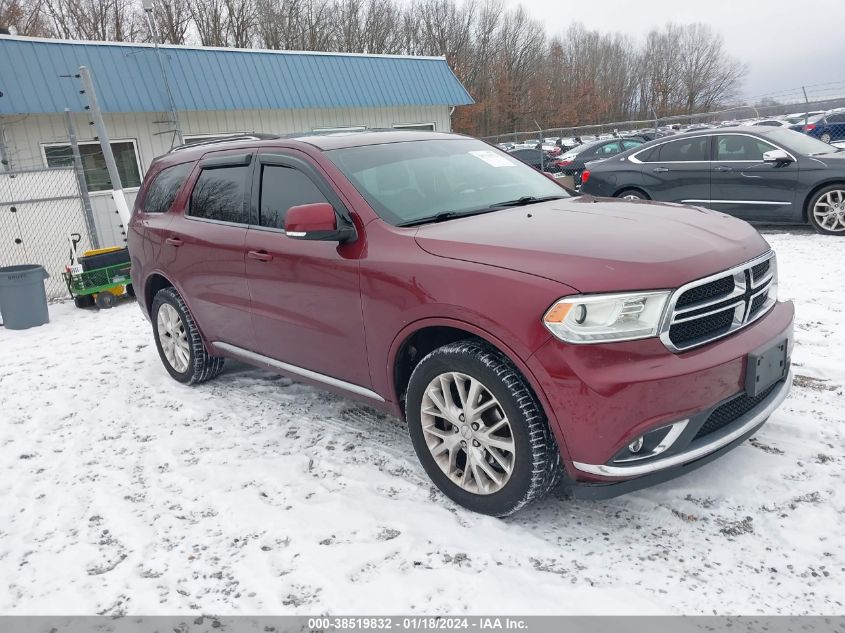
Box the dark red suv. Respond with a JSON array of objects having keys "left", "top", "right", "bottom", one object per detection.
[{"left": 129, "top": 131, "right": 794, "bottom": 516}]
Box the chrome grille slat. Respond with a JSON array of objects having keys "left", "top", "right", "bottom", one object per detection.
[
  {"left": 674, "top": 283, "right": 746, "bottom": 316},
  {"left": 660, "top": 252, "right": 778, "bottom": 353},
  {"left": 672, "top": 300, "right": 744, "bottom": 323}
]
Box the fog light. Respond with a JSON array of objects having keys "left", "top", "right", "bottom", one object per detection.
[{"left": 628, "top": 436, "right": 644, "bottom": 453}]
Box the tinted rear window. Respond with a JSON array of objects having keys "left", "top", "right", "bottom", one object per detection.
[
  {"left": 189, "top": 166, "right": 249, "bottom": 224},
  {"left": 142, "top": 163, "right": 191, "bottom": 214}
]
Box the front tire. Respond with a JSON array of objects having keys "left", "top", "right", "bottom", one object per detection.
[
  {"left": 807, "top": 185, "right": 845, "bottom": 235},
  {"left": 820, "top": 132, "right": 832, "bottom": 144},
  {"left": 151, "top": 287, "right": 225, "bottom": 384},
  {"left": 406, "top": 340, "right": 561, "bottom": 516}
]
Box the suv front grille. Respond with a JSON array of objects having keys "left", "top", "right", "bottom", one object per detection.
[
  {"left": 694, "top": 383, "right": 779, "bottom": 440},
  {"left": 675, "top": 276, "right": 735, "bottom": 309},
  {"left": 661, "top": 252, "right": 777, "bottom": 352}
]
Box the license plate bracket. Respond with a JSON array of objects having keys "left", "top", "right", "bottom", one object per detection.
[{"left": 745, "top": 339, "right": 788, "bottom": 397}]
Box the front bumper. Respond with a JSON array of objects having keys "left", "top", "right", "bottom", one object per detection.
[
  {"left": 527, "top": 300, "right": 795, "bottom": 490},
  {"left": 570, "top": 370, "right": 791, "bottom": 499}
]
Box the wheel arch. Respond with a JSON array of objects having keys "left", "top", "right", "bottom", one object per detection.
[
  {"left": 612, "top": 186, "right": 650, "bottom": 199},
  {"left": 387, "top": 317, "right": 570, "bottom": 460},
  {"left": 802, "top": 179, "right": 845, "bottom": 222},
  {"left": 143, "top": 271, "right": 175, "bottom": 318}
]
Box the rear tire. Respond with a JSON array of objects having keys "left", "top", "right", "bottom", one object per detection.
[
  {"left": 616, "top": 188, "right": 650, "bottom": 201},
  {"left": 820, "top": 132, "right": 832, "bottom": 144},
  {"left": 807, "top": 185, "right": 845, "bottom": 235},
  {"left": 405, "top": 339, "right": 561, "bottom": 517},
  {"left": 151, "top": 287, "right": 225, "bottom": 384}
]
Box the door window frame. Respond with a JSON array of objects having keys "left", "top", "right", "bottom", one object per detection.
[
  {"left": 184, "top": 151, "right": 255, "bottom": 227},
  {"left": 250, "top": 150, "right": 353, "bottom": 235},
  {"left": 714, "top": 134, "right": 783, "bottom": 163}
]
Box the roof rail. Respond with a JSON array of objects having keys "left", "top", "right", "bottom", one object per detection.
[{"left": 169, "top": 133, "right": 282, "bottom": 153}]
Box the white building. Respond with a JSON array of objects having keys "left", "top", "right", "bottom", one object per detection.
[{"left": 0, "top": 35, "right": 473, "bottom": 247}]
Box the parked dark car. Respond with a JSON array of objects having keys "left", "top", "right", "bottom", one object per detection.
[
  {"left": 129, "top": 130, "right": 793, "bottom": 517},
  {"left": 507, "top": 147, "right": 559, "bottom": 172},
  {"left": 793, "top": 110, "right": 845, "bottom": 144},
  {"left": 580, "top": 127, "right": 845, "bottom": 235},
  {"left": 553, "top": 138, "right": 644, "bottom": 184}
]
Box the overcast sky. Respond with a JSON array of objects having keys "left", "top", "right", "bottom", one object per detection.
[{"left": 506, "top": 0, "right": 843, "bottom": 102}]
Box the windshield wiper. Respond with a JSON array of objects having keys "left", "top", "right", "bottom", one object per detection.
[
  {"left": 397, "top": 208, "right": 498, "bottom": 227},
  {"left": 490, "top": 195, "right": 567, "bottom": 208},
  {"left": 397, "top": 195, "right": 567, "bottom": 227}
]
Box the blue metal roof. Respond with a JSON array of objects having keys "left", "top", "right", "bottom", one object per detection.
[{"left": 0, "top": 36, "right": 474, "bottom": 114}]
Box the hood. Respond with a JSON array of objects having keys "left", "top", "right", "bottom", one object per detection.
[{"left": 414, "top": 196, "right": 770, "bottom": 293}]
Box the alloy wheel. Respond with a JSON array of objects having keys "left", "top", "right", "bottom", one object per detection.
[
  {"left": 623, "top": 194, "right": 642, "bottom": 200},
  {"left": 813, "top": 189, "right": 845, "bottom": 233},
  {"left": 420, "top": 372, "right": 515, "bottom": 495},
  {"left": 157, "top": 303, "right": 190, "bottom": 372}
]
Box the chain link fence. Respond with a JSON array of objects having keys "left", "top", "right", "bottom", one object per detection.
[
  {"left": 482, "top": 97, "right": 845, "bottom": 147},
  {"left": 0, "top": 166, "right": 95, "bottom": 300}
]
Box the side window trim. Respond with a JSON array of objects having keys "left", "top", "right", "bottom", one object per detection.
[
  {"left": 199, "top": 152, "right": 253, "bottom": 169},
  {"left": 629, "top": 135, "right": 715, "bottom": 164},
  {"left": 250, "top": 152, "right": 352, "bottom": 230}
]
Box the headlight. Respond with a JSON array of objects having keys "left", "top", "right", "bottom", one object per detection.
[{"left": 543, "top": 291, "right": 670, "bottom": 343}]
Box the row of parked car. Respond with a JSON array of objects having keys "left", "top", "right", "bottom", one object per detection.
[
  {"left": 575, "top": 126, "right": 845, "bottom": 235},
  {"left": 502, "top": 108, "right": 845, "bottom": 193}
]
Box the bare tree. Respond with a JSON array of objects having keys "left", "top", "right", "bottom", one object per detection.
[
  {"left": 145, "top": 0, "right": 191, "bottom": 44},
  {"left": 0, "top": 0, "right": 51, "bottom": 35},
  {"left": 676, "top": 23, "right": 747, "bottom": 112},
  {"left": 43, "top": 0, "right": 143, "bottom": 40},
  {"left": 188, "top": 0, "right": 226, "bottom": 46},
  {"left": 225, "top": 0, "right": 254, "bottom": 47}
]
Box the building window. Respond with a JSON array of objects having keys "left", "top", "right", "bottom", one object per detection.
[
  {"left": 393, "top": 123, "right": 436, "bottom": 131},
  {"left": 313, "top": 126, "right": 366, "bottom": 133},
  {"left": 43, "top": 141, "right": 142, "bottom": 192}
]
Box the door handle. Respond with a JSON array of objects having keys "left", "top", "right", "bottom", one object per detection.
[
  {"left": 652, "top": 167, "right": 669, "bottom": 173},
  {"left": 248, "top": 249, "right": 274, "bottom": 262},
  {"left": 165, "top": 237, "right": 183, "bottom": 247},
  {"left": 714, "top": 166, "right": 733, "bottom": 172}
]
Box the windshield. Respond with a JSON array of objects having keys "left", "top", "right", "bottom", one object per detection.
[
  {"left": 768, "top": 128, "right": 841, "bottom": 156},
  {"left": 326, "top": 138, "right": 569, "bottom": 226}
]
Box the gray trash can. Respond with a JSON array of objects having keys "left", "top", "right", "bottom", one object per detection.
[{"left": 0, "top": 265, "right": 50, "bottom": 330}]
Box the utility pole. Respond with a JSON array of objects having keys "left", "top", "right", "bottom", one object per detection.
[
  {"left": 78, "top": 65, "right": 132, "bottom": 232},
  {"left": 64, "top": 109, "right": 100, "bottom": 249},
  {"left": 0, "top": 120, "right": 10, "bottom": 173},
  {"left": 0, "top": 84, "right": 11, "bottom": 172},
  {"left": 142, "top": 0, "right": 184, "bottom": 148},
  {"left": 802, "top": 86, "right": 810, "bottom": 126},
  {"left": 533, "top": 119, "right": 544, "bottom": 173}
]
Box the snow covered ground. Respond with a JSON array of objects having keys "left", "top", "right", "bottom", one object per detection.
[{"left": 0, "top": 229, "right": 843, "bottom": 616}]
